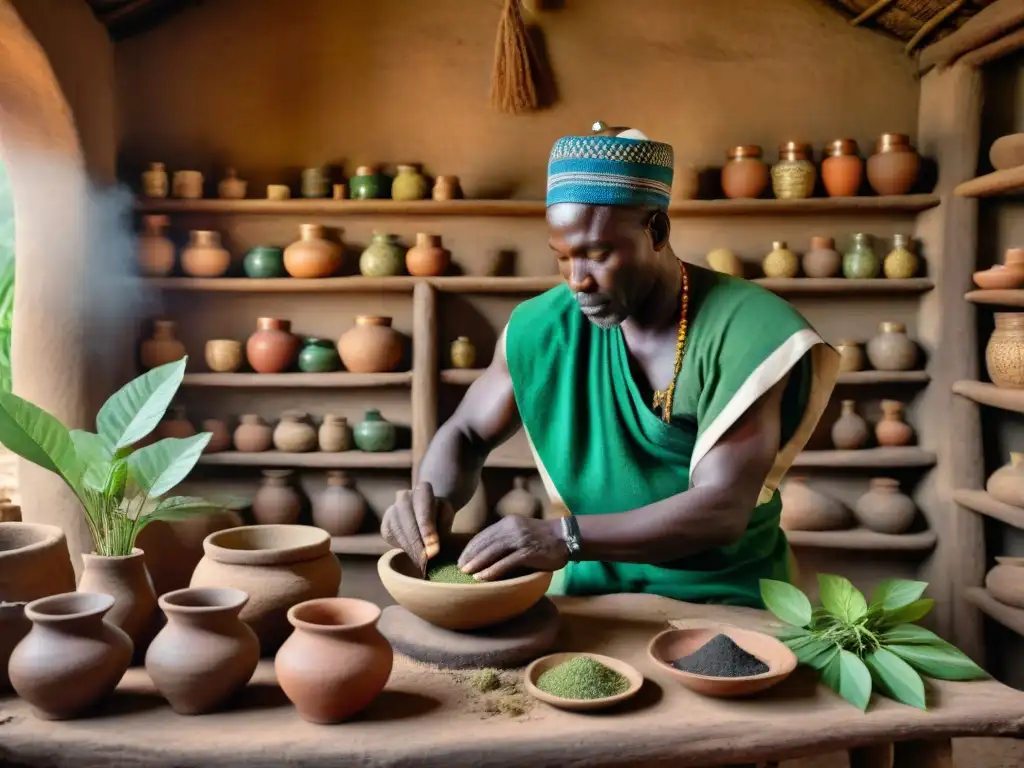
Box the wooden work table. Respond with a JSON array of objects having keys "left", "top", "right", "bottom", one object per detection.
[{"left": 0, "top": 594, "right": 1022, "bottom": 767}]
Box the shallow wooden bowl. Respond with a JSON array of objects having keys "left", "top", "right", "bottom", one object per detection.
[
  {"left": 524, "top": 652, "right": 643, "bottom": 711},
  {"left": 647, "top": 623, "right": 797, "bottom": 698},
  {"left": 376, "top": 549, "right": 551, "bottom": 631}
]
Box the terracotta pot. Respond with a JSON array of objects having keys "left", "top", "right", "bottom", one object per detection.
[
  {"left": 218, "top": 168, "right": 247, "bottom": 200},
  {"left": 252, "top": 469, "right": 302, "bottom": 525},
  {"left": 337, "top": 316, "right": 404, "bottom": 373},
  {"left": 142, "top": 162, "right": 168, "bottom": 198},
  {"left": 173, "top": 170, "right": 204, "bottom": 199},
  {"left": 990, "top": 133, "right": 1024, "bottom": 171},
  {"left": 974, "top": 264, "right": 1024, "bottom": 291},
  {"left": 205, "top": 339, "right": 243, "bottom": 373},
  {"left": 273, "top": 410, "right": 317, "bottom": 452},
  {"left": 312, "top": 471, "right": 367, "bottom": 536},
  {"left": 771, "top": 142, "right": 816, "bottom": 200},
  {"left": 843, "top": 233, "right": 880, "bottom": 279},
  {"left": 875, "top": 400, "right": 914, "bottom": 447},
  {"left": 986, "top": 453, "right": 1024, "bottom": 507},
  {"left": 831, "top": 399, "right": 869, "bottom": 450},
  {"left": 154, "top": 405, "right": 195, "bottom": 440},
  {"left": 318, "top": 414, "right": 350, "bottom": 452},
  {"left": 284, "top": 224, "right": 343, "bottom": 279},
  {"left": 706, "top": 247, "right": 744, "bottom": 277},
  {"left": 432, "top": 175, "right": 461, "bottom": 201},
  {"left": 275, "top": 598, "right": 392, "bottom": 724},
  {"left": 450, "top": 336, "right": 476, "bottom": 369},
  {"left": 391, "top": 164, "right": 429, "bottom": 201},
  {"left": 985, "top": 557, "right": 1024, "bottom": 608},
  {"left": 802, "top": 236, "right": 841, "bottom": 278},
  {"left": 266, "top": 184, "right": 291, "bottom": 200},
  {"left": 835, "top": 340, "right": 865, "bottom": 373},
  {"left": 0, "top": 602, "right": 29, "bottom": 691},
  {"left": 821, "top": 139, "right": 863, "bottom": 197},
  {"left": 986, "top": 312, "right": 1024, "bottom": 388},
  {"left": 136, "top": 508, "right": 244, "bottom": 596},
  {"left": 190, "top": 525, "right": 342, "bottom": 652},
  {"left": 451, "top": 483, "right": 489, "bottom": 534},
  {"left": 246, "top": 317, "right": 300, "bottom": 373},
  {"left": 496, "top": 476, "right": 540, "bottom": 518},
  {"left": 866, "top": 133, "right": 920, "bottom": 196},
  {"left": 8, "top": 592, "right": 132, "bottom": 720},
  {"left": 138, "top": 215, "right": 175, "bottom": 277},
  {"left": 762, "top": 241, "right": 799, "bottom": 278},
  {"left": 360, "top": 232, "right": 405, "bottom": 277},
  {"left": 146, "top": 587, "right": 259, "bottom": 714},
  {"left": 853, "top": 478, "right": 916, "bottom": 534},
  {"left": 141, "top": 319, "right": 186, "bottom": 370},
  {"left": 721, "top": 145, "right": 769, "bottom": 199},
  {"left": 181, "top": 230, "right": 231, "bottom": 278},
  {"left": 202, "top": 418, "right": 232, "bottom": 453},
  {"left": 406, "top": 233, "right": 449, "bottom": 276},
  {"left": 867, "top": 322, "right": 918, "bottom": 371},
  {"left": 353, "top": 409, "right": 397, "bottom": 452},
  {"left": 78, "top": 547, "right": 158, "bottom": 649},
  {"left": 883, "top": 234, "right": 919, "bottom": 279},
  {"left": 234, "top": 414, "right": 273, "bottom": 452},
  {"left": 780, "top": 477, "right": 852, "bottom": 531}
]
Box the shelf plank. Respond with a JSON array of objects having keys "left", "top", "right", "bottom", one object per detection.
[
  {"left": 964, "top": 289, "right": 1024, "bottom": 306},
  {"left": 442, "top": 368, "right": 931, "bottom": 387},
  {"left": 965, "top": 586, "right": 1024, "bottom": 637},
  {"left": 791, "top": 448, "right": 937, "bottom": 468},
  {"left": 197, "top": 450, "right": 412, "bottom": 469},
  {"left": 182, "top": 372, "right": 412, "bottom": 388},
  {"left": 440, "top": 368, "right": 484, "bottom": 385},
  {"left": 753, "top": 278, "right": 934, "bottom": 295},
  {"left": 952, "top": 380, "right": 1024, "bottom": 413},
  {"left": 330, "top": 533, "right": 390, "bottom": 557},
  {"left": 953, "top": 489, "right": 1024, "bottom": 530},
  {"left": 954, "top": 165, "right": 1024, "bottom": 198},
  {"left": 785, "top": 528, "right": 937, "bottom": 552}
]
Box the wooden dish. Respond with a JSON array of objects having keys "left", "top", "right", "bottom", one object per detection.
[
  {"left": 647, "top": 623, "right": 797, "bottom": 698},
  {"left": 376, "top": 549, "right": 551, "bottom": 631},
  {"left": 523, "top": 652, "right": 643, "bottom": 711}
]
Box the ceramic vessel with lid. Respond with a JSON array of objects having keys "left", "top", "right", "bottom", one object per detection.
[
  {"left": 337, "top": 316, "right": 404, "bottom": 373},
  {"left": 821, "top": 139, "right": 863, "bottom": 197},
  {"left": 853, "top": 478, "right": 916, "bottom": 534},
  {"left": 218, "top": 169, "right": 247, "bottom": 200},
  {"left": 181, "top": 231, "right": 231, "bottom": 277},
  {"left": 142, "top": 162, "right": 168, "bottom": 198},
  {"left": 312, "top": 471, "right": 367, "bottom": 536},
  {"left": 360, "top": 233, "right": 405, "bottom": 277},
  {"left": 318, "top": 414, "right": 350, "bottom": 452},
  {"left": 780, "top": 477, "right": 852, "bottom": 531},
  {"left": 843, "top": 233, "right": 880, "bottom": 279},
  {"left": 391, "top": 164, "right": 429, "bottom": 201},
  {"left": 406, "top": 233, "right": 449, "bottom": 276},
  {"left": 802, "top": 236, "right": 841, "bottom": 278},
  {"left": 762, "top": 241, "right": 799, "bottom": 278},
  {"left": 771, "top": 142, "right": 816, "bottom": 200},
  {"left": 140, "top": 320, "right": 187, "bottom": 370},
  {"left": 233, "top": 414, "right": 273, "bottom": 453},
  {"left": 867, "top": 322, "right": 918, "bottom": 371},
  {"left": 252, "top": 469, "right": 302, "bottom": 525},
  {"left": 883, "top": 235, "right": 919, "bottom": 279},
  {"left": 986, "top": 312, "right": 1024, "bottom": 388},
  {"left": 138, "top": 215, "right": 175, "bottom": 277},
  {"left": 721, "top": 145, "right": 769, "bottom": 199},
  {"left": 831, "top": 400, "right": 869, "bottom": 450},
  {"left": 867, "top": 133, "right": 920, "bottom": 196},
  {"left": 284, "top": 224, "right": 342, "bottom": 279},
  {"left": 246, "top": 318, "right": 300, "bottom": 373},
  {"left": 273, "top": 411, "right": 317, "bottom": 452}
]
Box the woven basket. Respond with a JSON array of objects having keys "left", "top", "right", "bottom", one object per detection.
[{"left": 821, "top": 0, "right": 998, "bottom": 44}]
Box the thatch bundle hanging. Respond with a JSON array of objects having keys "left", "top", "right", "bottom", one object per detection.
[
  {"left": 490, "top": 0, "right": 540, "bottom": 115},
  {"left": 821, "top": 0, "right": 1000, "bottom": 53}
]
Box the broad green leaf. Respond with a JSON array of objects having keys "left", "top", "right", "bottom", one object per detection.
[
  {"left": 70, "top": 429, "right": 113, "bottom": 490},
  {"left": 886, "top": 642, "right": 988, "bottom": 681},
  {"left": 882, "top": 599, "right": 934, "bottom": 627},
  {"left": 0, "top": 390, "right": 80, "bottom": 484},
  {"left": 127, "top": 434, "right": 210, "bottom": 497},
  {"left": 820, "top": 651, "right": 842, "bottom": 696},
  {"left": 882, "top": 623, "right": 944, "bottom": 646},
  {"left": 806, "top": 644, "right": 840, "bottom": 672},
  {"left": 760, "top": 579, "right": 812, "bottom": 627},
  {"left": 870, "top": 579, "right": 928, "bottom": 611},
  {"left": 818, "top": 574, "right": 867, "bottom": 623},
  {"left": 96, "top": 358, "right": 186, "bottom": 451},
  {"left": 789, "top": 635, "right": 839, "bottom": 671},
  {"left": 866, "top": 648, "right": 926, "bottom": 709},
  {"left": 777, "top": 625, "right": 812, "bottom": 643},
  {"left": 142, "top": 495, "right": 232, "bottom": 521},
  {"left": 838, "top": 650, "right": 872, "bottom": 711}
]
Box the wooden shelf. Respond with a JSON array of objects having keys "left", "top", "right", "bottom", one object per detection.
[
  {"left": 197, "top": 450, "right": 413, "bottom": 469},
  {"left": 786, "top": 528, "right": 937, "bottom": 552},
  {"left": 964, "top": 289, "right": 1024, "bottom": 307},
  {"left": 144, "top": 276, "right": 562, "bottom": 294},
  {"left": 442, "top": 368, "right": 931, "bottom": 387},
  {"left": 953, "top": 489, "right": 1024, "bottom": 530},
  {"left": 791, "top": 447, "right": 937, "bottom": 468},
  {"left": 753, "top": 278, "right": 933, "bottom": 295},
  {"left": 440, "top": 368, "right": 484, "bottom": 385},
  {"left": 965, "top": 587, "right": 1024, "bottom": 637},
  {"left": 182, "top": 372, "right": 412, "bottom": 388},
  {"left": 330, "top": 533, "right": 390, "bottom": 556},
  {"left": 954, "top": 166, "right": 1024, "bottom": 198},
  {"left": 952, "top": 380, "right": 1024, "bottom": 413}
]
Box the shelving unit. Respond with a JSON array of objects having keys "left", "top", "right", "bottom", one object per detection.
[
  {"left": 953, "top": 381, "right": 1024, "bottom": 413},
  {"left": 784, "top": 528, "right": 937, "bottom": 553},
  {"left": 965, "top": 289, "right": 1024, "bottom": 306}
]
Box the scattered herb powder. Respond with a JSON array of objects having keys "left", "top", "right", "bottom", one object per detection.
[
  {"left": 470, "top": 668, "right": 502, "bottom": 693},
  {"left": 536, "top": 656, "right": 629, "bottom": 700},
  {"left": 671, "top": 634, "right": 769, "bottom": 677},
  {"left": 426, "top": 560, "right": 477, "bottom": 585}
]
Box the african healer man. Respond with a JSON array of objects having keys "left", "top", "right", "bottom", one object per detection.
[{"left": 381, "top": 122, "right": 840, "bottom": 606}]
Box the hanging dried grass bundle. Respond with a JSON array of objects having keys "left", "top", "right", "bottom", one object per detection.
[{"left": 490, "top": 0, "right": 539, "bottom": 115}]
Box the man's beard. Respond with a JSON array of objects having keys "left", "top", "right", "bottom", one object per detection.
[{"left": 575, "top": 293, "right": 624, "bottom": 328}]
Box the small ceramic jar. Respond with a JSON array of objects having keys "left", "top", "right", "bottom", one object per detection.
[
  {"left": 835, "top": 340, "right": 865, "bottom": 373},
  {"left": 273, "top": 411, "right": 318, "bottom": 453},
  {"left": 867, "top": 133, "right": 920, "bottom": 196},
  {"left": 843, "top": 233, "right": 880, "bottom": 279},
  {"left": 360, "top": 233, "right": 405, "bottom": 277},
  {"left": 349, "top": 166, "right": 387, "bottom": 200},
  {"left": 218, "top": 169, "right": 247, "bottom": 200},
  {"left": 181, "top": 230, "right": 231, "bottom": 278},
  {"left": 141, "top": 320, "right": 187, "bottom": 370},
  {"left": 267, "top": 184, "right": 291, "bottom": 200},
  {"left": 353, "top": 410, "right": 396, "bottom": 452},
  {"left": 233, "top": 414, "right": 273, "bottom": 453},
  {"left": 762, "top": 241, "right": 799, "bottom": 278},
  {"left": 252, "top": 470, "right": 302, "bottom": 525},
  {"left": 802, "top": 236, "right": 841, "bottom": 278},
  {"left": 853, "top": 478, "right": 916, "bottom": 534},
  {"left": 172, "top": 170, "right": 203, "bottom": 200},
  {"left": 986, "top": 312, "right": 1024, "bottom": 388},
  {"left": 202, "top": 419, "right": 233, "bottom": 453},
  {"left": 867, "top": 322, "right": 918, "bottom": 371},
  {"left": 301, "top": 167, "right": 330, "bottom": 199},
  {"left": 875, "top": 400, "right": 914, "bottom": 447},
  {"left": 142, "top": 162, "right": 169, "bottom": 199},
  {"left": 246, "top": 318, "right": 300, "bottom": 374},
  {"left": 450, "top": 337, "right": 476, "bottom": 369},
  {"left": 821, "top": 139, "right": 863, "bottom": 197},
  {"left": 243, "top": 246, "right": 286, "bottom": 279},
  {"left": 318, "top": 415, "right": 350, "bottom": 453},
  {"left": 204, "top": 339, "right": 243, "bottom": 373},
  {"left": 771, "top": 142, "right": 816, "bottom": 200},
  {"left": 284, "top": 224, "right": 343, "bottom": 279},
  {"left": 391, "top": 164, "right": 429, "bottom": 201},
  {"left": 831, "top": 400, "right": 869, "bottom": 450},
  {"left": 405, "top": 233, "right": 448, "bottom": 276},
  {"left": 333, "top": 184, "right": 347, "bottom": 200},
  {"left": 138, "top": 215, "right": 175, "bottom": 277},
  {"left": 883, "top": 234, "right": 919, "bottom": 279},
  {"left": 298, "top": 338, "right": 341, "bottom": 373},
  {"left": 706, "top": 248, "right": 744, "bottom": 277},
  {"left": 721, "top": 145, "right": 769, "bottom": 199},
  {"left": 432, "top": 175, "right": 461, "bottom": 201}
]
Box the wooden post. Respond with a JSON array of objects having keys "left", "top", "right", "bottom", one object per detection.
[
  {"left": 411, "top": 281, "right": 438, "bottom": 485},
  {"left": 893, "top": 739, "right": 954, "bottom": 767}
]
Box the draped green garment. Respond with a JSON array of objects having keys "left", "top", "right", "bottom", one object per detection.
[{"left": 503, "top": 264, "right": 839, "bottom": 607}]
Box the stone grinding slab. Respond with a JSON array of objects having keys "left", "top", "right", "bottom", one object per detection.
[{"left": 379, "top": 597, "right": 560, "bottom": 669}]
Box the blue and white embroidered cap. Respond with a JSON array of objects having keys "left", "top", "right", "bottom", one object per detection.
[{"left": 546, "top": 125, "right": 674, "bottom": 210}]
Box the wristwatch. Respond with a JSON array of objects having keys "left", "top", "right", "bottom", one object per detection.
[{"left": 560, "top": 515, "right": 582, "bottom": 562}]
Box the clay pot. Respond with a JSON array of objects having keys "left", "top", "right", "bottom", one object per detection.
[
  {"left": 779, "top": 477, "right": 852, "bottom": 531},
  {"left": 218, "top": 168, "right": 247, "bottom": 200},
  {"left": 318, "top": 414, "right": 350, "bottom": 452},
  {"left": 0, "top": 500, "right": 20, "bottom": 522},
  {"left": 154, "top": 405, "right": 195, "bottom": 440},
  {"left": 298, "top": 337, "right": 341, "bottom": 373},
  {"left": 349, "top": 166, "right": 389, "bottom": 200},
  {"left": 802, "top": 236, "right": 841, "bottom": 278},
  {"left": 875, "top": 400, "right": 914, "bottom": 447},
  {"left": 450, "top": 336, "right": 476, "bottom": 369},
  {"left": 867, "top": 322, "right": 918, "bottom": 371},
  {"left": 406, "top": 233, "right": 449, "bottom": 276},
  {"left": 762, "top": 241, "right": 799, "bottom": 278},
  {"left": 360, "top": 232, "right": 406, "bottom": 277},
  {"left": 836, "top": 340, "right": 865, "bottom": 373},
  {"left": 190, "top": 525, "right": 342, "bottom": 652},
  {"left": 831, "top": 400, "right": 869, "bottom": 450},
  {"left": 275, "top": 598, "right": 393, "bottom": 724},
  {"left": 246, "top": 317, "right": 300, "bottom": 374},
  {"left": 333, "top": 184, "right": 347, "bottom": 200},
  {"left": 8, "top": 592, "right": 132, "bottom": 720},
  {"left": 284, "top": 224, "right": 343, "bottom": 279},
  {"left": 202, "top": 418, "right": 232, "bottom": 453},
  {"left": 771, "top": 142, "right": 816, "bottom": 200},
  {"left": 312, "top": 471, "right": 367, "bottom": 536},
  {"left": 392, "top": 164, "right": 429, "bottom": 201},
  {"left": 145, "top": 587, "right": 259, "bottom": 715},
  {"left": 274, "top": 410, "right": 317, "bottom": 453},
  {"left": 0, "top": 602, "right": 29, "bottom": 691},
  {"left": 990, "top": 133, "right": 1024, "bottom": 171},
  {"left": 986, "top": 312, "right": 1024, "bottom": 388},
  {"left": 337, "top": 316, "right": 404, "bottom": 373},
  {"left": 853, "top": 478, "right": 916, "bottom": 534},
  {"left": 843, "top": 233, "right": 880, "bottom": 279},
  {"left": 205, "top": 339, "right": 243, "bottom": 373},
  {"left": 985, "top": 557, "right": 1024, "bottom": 608},
  {"left": 78, "top": 548, "right": 158, "bottom": 648},
  {"left": 181, "top": 230, "right": 231, "bottom": 278},
  {"left": 267, "top": 184, "right": 291, "bottom": 200},
  {"left": 173, "top": 170, "right": 204, "bottom": 199},
  {"left": 706, "top": 247, "right": 744, "bottom": 277},
  {"left": 883, "top": 234, "right": 919, "bottom": 279},
  {"left": 721, "top": 145, "right": 769, "bottom": 199},
  {"left": 867, "top": 133, "right": 920, "bottom": 196},
  {"left": 974, "top": 264, "right": 1024, "bottom": 290},
  {"left": 138, "top": 215, "right": 175, "bottom": 277},
  {"left": 140, "top": 320, "right": 187, "bottom": 370},
  {"left": 353, "top": 409, "right": 397, "bottom": 452},
  {"left": 234, "top": 414, "right": 273, "bottom": 452},
  {"left": 142, "top": 162, "right": 168, "bottom": 198},
  {"left": 301, "top": 167, "right": 329, "bottom": 199},
  {"left": 496, "top": 476, "right": 540, "bottom": 518},
  {"left": 243, "top": 246, "right": 286, "bottom": 279},
  {"left": 821, "top": 139, "right": 863, "bottom": 197},
  {"left": 136, "top": 508, "right": 244, "bottom": 596},
  {"left": 451, "top": 483, "right": 489, "bottom": 534},
  {"left": 252, "top": 470, "right": 302, "bottom": 525},
  {"left": 432, "top": 175, "right": 461, "bottom": 201},
  {"left": 986, "top": 453, "right": 1024, "bottom": 507}
]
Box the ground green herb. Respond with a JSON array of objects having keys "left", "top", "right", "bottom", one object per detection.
[
  {"left": 535, "top": 656, "right": 629, "bottom": 700},
  {"left": 470, "top": 668, "right": 502, "bottom": 693},
  {"left": 426, "top": 560, "right": 478, "bottom": 585}
]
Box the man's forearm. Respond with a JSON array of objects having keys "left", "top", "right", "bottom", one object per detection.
[{"left": 415, "top": 421, "right": 487, "bottom": 511}]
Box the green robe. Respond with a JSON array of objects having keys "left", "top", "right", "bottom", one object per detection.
[{"left": 503, "top": 264, "right": 839, "bottom": 607}]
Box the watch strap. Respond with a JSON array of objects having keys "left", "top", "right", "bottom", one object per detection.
[{"left": 560, "top": 514, "right": 582, "bottom": 561}]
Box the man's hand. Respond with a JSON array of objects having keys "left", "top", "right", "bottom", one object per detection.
[
  {"left": 457, "top": 516, "right": 569, "bottom": 581},
  {"left": 380, "top": 483, "right": 454, "bottom": 575}
]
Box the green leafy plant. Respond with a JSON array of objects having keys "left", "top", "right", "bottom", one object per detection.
[
  {"left": 760, "top": 575, "right": 987, "bottom": 711},
  {"left": 0, "top": 160, "right": 14, "bottom": 393},
  {"left": 0, "top": 356, "right": 228, "bottom": 555}
]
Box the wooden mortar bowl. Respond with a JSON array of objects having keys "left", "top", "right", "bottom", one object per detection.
[{"left": 524, "top": 652, "right": 643, "bottom": 711}]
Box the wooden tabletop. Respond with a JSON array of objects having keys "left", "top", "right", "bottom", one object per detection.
[{"left": 1, "top": 594, "right": 1023, "bottom": 768}]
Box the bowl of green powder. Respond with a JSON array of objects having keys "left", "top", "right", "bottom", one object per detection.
[
  {"left": 377, "top": 549, "right": 552, "bottom": 631},
  {"left": 524, "top": 652, "right": 643, "bottom": 711}
]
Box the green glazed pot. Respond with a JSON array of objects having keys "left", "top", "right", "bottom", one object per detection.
[
  {"left": 843, "top": 233, "right": 880, "bottom": 279},
  {"left": 243, "top": 246, "right": 286, "bottom": 279},
  {"left": 391, "top": 165, "right": 429, "bottom": 201},
  {"left": 353, "top": 409, "right": 396, "bottom": 452},
  {"left": 349, "top": 166, "right": 390, "bottom": 200},
  {"left": 360, "top": 233, "right": 405, "bottom": 277},
  {"left": 298, "top": 338, "right": 341, "bottom": 373}
]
